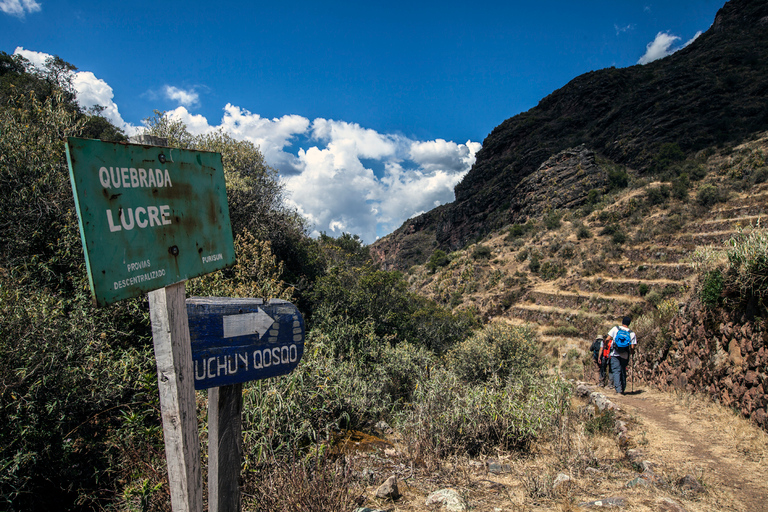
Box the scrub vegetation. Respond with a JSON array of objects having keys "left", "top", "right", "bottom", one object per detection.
[{"left": 0, "top": 53, "right": 570, "bottom": 511}]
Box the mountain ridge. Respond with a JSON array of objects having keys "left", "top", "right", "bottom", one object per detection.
[{"left": 372, "top": 0, "right": 768, "bottom": 270}]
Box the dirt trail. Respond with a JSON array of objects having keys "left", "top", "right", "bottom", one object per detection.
[{"left": 611, "top": 387, "right": 768, "bottom": 512}]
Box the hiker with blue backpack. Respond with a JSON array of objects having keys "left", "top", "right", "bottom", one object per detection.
[{"left": 605, "top": 316, "right": 637, "bottom": 395}]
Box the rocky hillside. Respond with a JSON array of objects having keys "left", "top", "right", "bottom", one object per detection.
[
  {"left": 372, "top": 0, "right": 768, "bottom": 270},
  {"left": 399, "top": 131, "right": 768, "bottom": 427}
]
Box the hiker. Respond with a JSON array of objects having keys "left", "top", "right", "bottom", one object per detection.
[
  {"left": 589, "top": 335, "right": 603, "bottom": 384},
  {"left": 597, "top": 334, "right": 612, "bottom": 387},
  {"left": 605, "top": 316, "right": 637, "bottom": 395}
]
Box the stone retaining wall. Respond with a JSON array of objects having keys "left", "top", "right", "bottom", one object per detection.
[{"left": 638, "top": 303, "right": 768, "bottom": 429}]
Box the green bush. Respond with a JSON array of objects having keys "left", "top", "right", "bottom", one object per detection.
[
  {"left": 544, "top": 210, "right": 563, "bottom": 230},
  {"left": 426, "top": 249, "right": 450, "bottom": 273},
  {"left": 397, "top": 368, "right": 570, "bottom": 457},
  {"left": 671, "top": 174, "right": 690, "bottom": 200},
  {"left": 540, "top": 260, "right": 566, "bottom": 281},
  {"left": 473, "top": 244, "right": 492, "bottom": 260},
  {"left": 584, "top": 409, "right": 616, "bottom": 436},
  {"left": 576, "top": 224, "right": 593, "bottom": 240},
  {"left": 607, "top": 167, "right": 629, "bottom": 190},
  {"left": 696, "top": 184, "right": 727, "bottom": 207},
  {"left": 700, "top": 270, "right": 724, "bottom": 307},
  {"left": 638, "top": 283, "right": 650, "bottom": 296},
  {"left": 645, "top": 185, "right": 670, "bottom": 206},
  {"left": 445, "top": 322, "right": 542, "bottom": 384},
  {"left": 506, "top": 223, "right": 526, "bottom": 240},
  {"left": 528, "top": 254, "right": 541, "bottom": 273},
  {"left": 722, "top": 228, "right": 768, "bottom": 314},
  {"left": 650, "top": 142, "right": 685, "bottom": 176}
]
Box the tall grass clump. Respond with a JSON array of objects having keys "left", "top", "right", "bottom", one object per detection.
[
  {"left": 690, "top": 226, "right": 768, "bottom": 316},
  {"left": 243, "top": 455, "right": 358, "bottom": 512},
  {"left": 723, "top": 226, "right": 768, "bottom": 314},
  {"left": 397, "top": 368, "right": 570, "bottom": 459}
]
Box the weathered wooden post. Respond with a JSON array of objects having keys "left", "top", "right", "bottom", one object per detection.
[
  {"left": 66, "top": 135, "right": 236, "bottom": 512},
  {"left": 208, "top": 383, "right": 243, "bottom": 512}
]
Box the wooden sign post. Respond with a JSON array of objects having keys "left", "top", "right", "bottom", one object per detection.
[
  {"left": 67, "top": 136, "right": 307, "bottom": 512},
  {"left": 149, "top": 282, "right": 202, "bottom": 512},
  {"left": 66, "top": 135, "right": 237, "bottom": 512}
]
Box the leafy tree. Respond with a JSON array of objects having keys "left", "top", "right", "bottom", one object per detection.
[
  {"left": 308, "top": 265, "right": 477, "bottom": 357},
  {"left": 0, "top": 89, "right": 85, "bottom": 279}
]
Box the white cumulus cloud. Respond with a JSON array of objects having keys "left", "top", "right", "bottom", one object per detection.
[
  {"left": 637, "top": 32, "right": 680, "bottom": 64},
  {"left": 13, "top": 47, "right": 47, "bottom": 68},
  {"left": 9, "top": 48, "right": 481, "bottom": 243},
  {"left": 163, "top": 108, "right": 479, "bottom": 242},
  {"left": 164, "top": 85, "right": 199, "bottom": 108},
  {"left": 410, "top": 138, "right": 480, "bottom": 173},
  {"left": 1, "top": 0, "right": 41, "bottom": 17},
  {"left": 638, "top": 30, "right": 702, "bottom": 65}
]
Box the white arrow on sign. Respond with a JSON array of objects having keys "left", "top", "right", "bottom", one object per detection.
[{"left": 222, "top": 308, "right": 275, "bottom": 339}]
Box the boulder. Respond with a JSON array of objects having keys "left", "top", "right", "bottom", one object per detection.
[
  {"left": 375, "top": 475, "right": 400, "bottom": 500},
  {"left": 425, "top": 489, "right": 467, "bottom": 511}
]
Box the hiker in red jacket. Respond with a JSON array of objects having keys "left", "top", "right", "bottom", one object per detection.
[
  {"left": 596, "top": 335, "right": 612, "bottom": 388},
  {"left": 605, "top": 316, "right": 637, "bottom": 395}
]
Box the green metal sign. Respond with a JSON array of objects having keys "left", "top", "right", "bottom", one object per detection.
[{"left": 65, "top": 137, "right": 236, "bottom": 306}]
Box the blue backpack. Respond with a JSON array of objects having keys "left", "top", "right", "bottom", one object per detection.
[{"left": 614, "top": 327, "right": 632, "bottom": 348}]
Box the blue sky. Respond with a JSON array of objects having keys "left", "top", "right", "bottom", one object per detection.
[{"left": 2, "top": 0, "right": 725, "bottom": 242}]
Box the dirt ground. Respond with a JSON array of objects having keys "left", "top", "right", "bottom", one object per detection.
[
  {"left": 611, "top": 387, "right": 768, "bottom": 512},
  {"left": 353, "top": 382, "right": 768, "bottom": 512}
]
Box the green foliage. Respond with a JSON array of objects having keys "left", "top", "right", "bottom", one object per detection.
[
  {"left": 542, "top": 325, "right": 581, "bottom": 337},
  {"left": 607, "top": 167, "right": 629, "bottom": 190},
  {"left": 696, "top": 183, "right": 728, "bottom": 207},
  {"left": 506, "top": 223, "right": 526, "bottom": 240},
  {"left": 0, "top": 89, "right": 85, "bottom": 275},
  {"left": 397, "top": 368, "right": 571, "bottom": 457},
  {"left": 576, "top": 223, "right": 593, "bottom": 240},
  {"left": 186, "top": 231, "right": 294, "bottom": 300},
  {"left": 584, "top": 408, "right": 616, "bottom": 436},
  {"left": 601, "top": 223, "right": 627, "bottom": 245},
  {"left": 651, "top": 142, "right": 686, "bottom": 175},
  {"left": 318, "top": 232, "right": 370, "bottom": 270},
  {"left": 722, "top": 227, "right": 768, "bottom": 315},
  {"left": 528, "top": 253, "right": 541, "bottom": 273},
  {"left": 645, "top": 185, "right": 671, "bottom": 206},
  {"left": 308, "top": 265, "right": 477, "bottom": 356},
  {"left": 445, "top": 322, "right": 542, "bottom": 384},
  {"left": 671, "top": 173, "right": 690, "bottom": 200},
  {"left": 0, "top": 274, "right": 157, "bottom": 510},
  {"left": 472, "top": 244, "right": 492, "bottom": 260},
  {"left": 539, "top": 260, "right": 566, "bottom": 281},
  {"left": 700, "top": 270, "right": 724, "bottom": 307},
  {"left": 544, "top": 210, "right": 562, "bottom": 230}
]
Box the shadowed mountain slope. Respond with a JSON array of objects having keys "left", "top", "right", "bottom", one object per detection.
[{"left": 372, "top": 0, "right": 768, "bottom": 270}]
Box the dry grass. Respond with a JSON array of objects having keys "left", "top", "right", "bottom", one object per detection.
[{"left": 671, "top": 388, "right": 768, "bottom": 464}]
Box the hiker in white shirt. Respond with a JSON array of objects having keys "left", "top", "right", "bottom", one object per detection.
[{"left": 605, "top": 315, "right": 637, "bottom": 395}]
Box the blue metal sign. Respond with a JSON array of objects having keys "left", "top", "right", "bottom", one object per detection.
[{"left": 186, "top": 297, "right": 305, "bottom": 389}]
